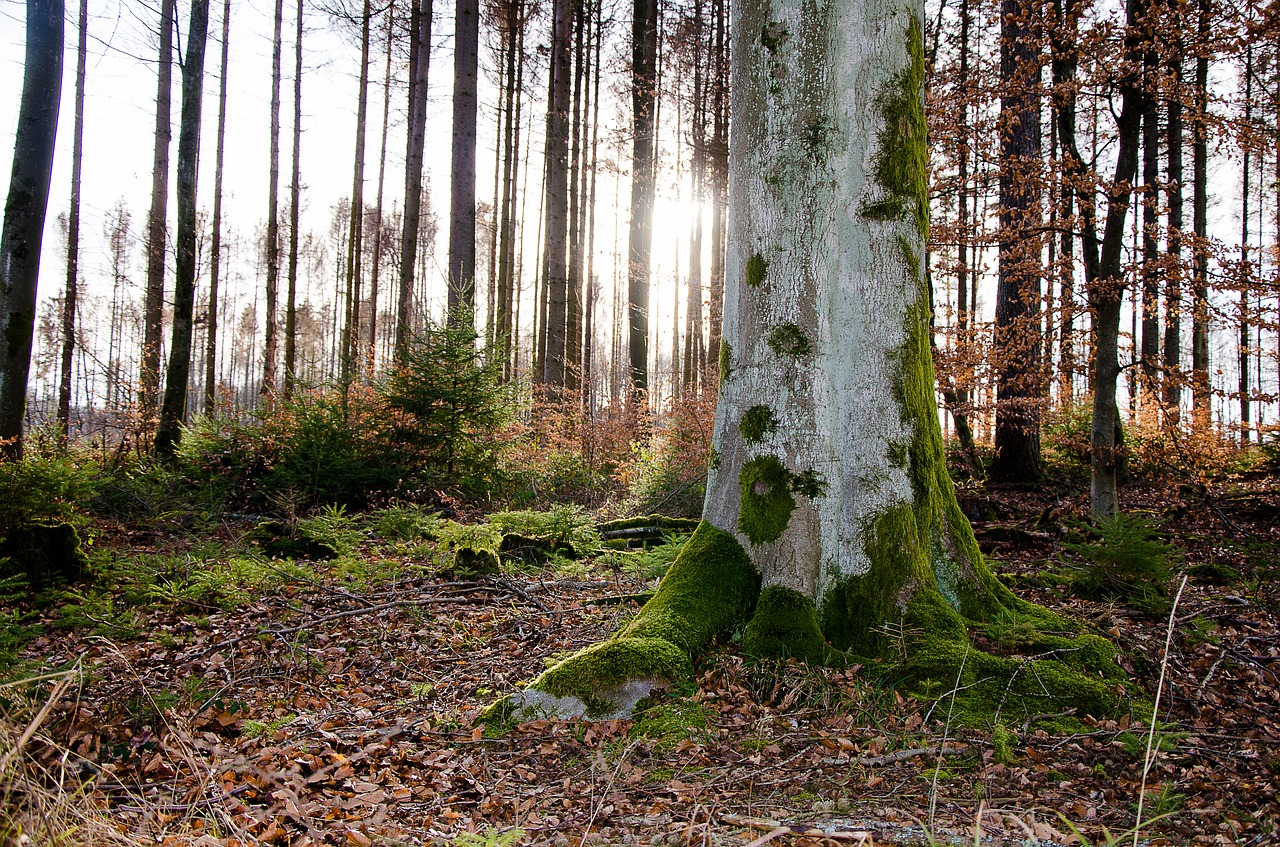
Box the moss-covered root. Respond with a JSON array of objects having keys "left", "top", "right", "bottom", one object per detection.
[
  {"left": 742, "top": 585, "right": 844, "bottom": 666},
  {"left": 480, "top": 522, "right": 761, "bottom": 725}
]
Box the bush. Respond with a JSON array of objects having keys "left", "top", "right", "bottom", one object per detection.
[
  {"left": 384, "top": 319, "right": 510, "bottom": 494},
  {"left": 1065, "top": 513, "right": 1181, "bottom": 612},
  {"left": 617, "top": 391, "right": 716, "bottom": 517}
]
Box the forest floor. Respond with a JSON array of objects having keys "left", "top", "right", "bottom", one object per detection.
[{"left": 3, "top": 475, "right": 1279, "bottom": 847}]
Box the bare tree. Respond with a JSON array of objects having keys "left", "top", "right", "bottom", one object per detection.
[{"left": 58, "top": 0, "right": 89, "bottom": 445}]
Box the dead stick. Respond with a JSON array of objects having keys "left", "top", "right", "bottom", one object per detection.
[{"left": 722, "top": 814, "right": 879, "bottom": 843}]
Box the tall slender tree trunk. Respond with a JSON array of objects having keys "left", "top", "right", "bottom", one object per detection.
[
  {"left": 262, "top": 0, "right": 285, "bottom": 401},
  {"left": 343, "top": 0, "right": 372, "bottom": 379},
  {"left": 991, "top": 0, "right": 1044, "bottom": 483},
  {"left": 495, "top": 0, "right": 523, "bottom": 381},
  {"left": 1238, "top": 43, "right": 1253, "bottom": 442},
  {"left": 284, "top": 0, "right": 305, "bottom": 394},
  {"left": 141, "top": 0, "right": 175, "bottom": 431},
  {"left": 1163, "top": 38, "right": 1183, "bottom": 423},
  {"left": 156, "top": 0, "right": 210, "bottom": 456},
  {"left": 205, "top": 0, "right": 232, "bottom": 413},
  {"left": 1090, "top": 0, "right": 1147, "bottom": 518},
  {"left": 366, "top": 3, "right": 393, "bottom": 373},
  {"left": 1190, "top": 0, "right": 1211, "bottom": 429},
  {"left": 627, "top": 0, "right": 658, "bottom": 397},
  {"left": 1050, "top": 0, "right": 1077, "bottom": 407},
  {"left": 581, "top": 0, "right": 602, "bottom": 401},
  {"left": 1138, "top": 26, "right": 1160, "bottom": 411},
  {"left": 58, "top": 0, "right": 89, "bottom": 446},
  {"left": 704, "top": 0, "right": 728, "bottom": 382},
  {"left": 448, "top": 0, "right": 480, "bottom": 321},
  {"left": 0, "top": 0, "right": 63, "bottom": 459},
  {"left": 397, "top": 0, "right": 432, "bottom": 358},
  {"left": 683, "top": 0, "right": 706, "bottom": 394},
  {"left": 540, "top": 0, "right": 573, "bottom": 386}
]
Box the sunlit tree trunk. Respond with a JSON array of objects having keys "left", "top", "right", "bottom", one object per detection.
[
  {"left": 0, "top": 0, "right": 63, "bottom": 459},
  {"left": 156, "top": 0, "right": 210, "bottom": 456},
  {"left": 489, "top": 0, "right": 1123, "bottom": 725},
  {"left": 58, "top": 0, "right": 88, "bottom": 446},
  {"left": 141, "top": 0, "right": 175, "bottom": 431}
]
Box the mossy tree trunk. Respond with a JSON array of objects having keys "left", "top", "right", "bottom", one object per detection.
[{"left": 488, "top": 0, "right": 1126, "bottom": 727}]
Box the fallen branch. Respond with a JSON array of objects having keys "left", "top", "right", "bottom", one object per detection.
[
  {"left": 821, "top": 744, "right": 968, "bottom": 767},
  {"left": 722, "top": 813, "right": 879, "bottom": 844}
]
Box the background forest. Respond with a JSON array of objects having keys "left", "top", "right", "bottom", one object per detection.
[{"left": 0, "top": 0, "right": 1278, "bottom": 843}]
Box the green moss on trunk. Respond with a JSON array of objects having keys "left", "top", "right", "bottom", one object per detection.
[{"left": 743, "top": 585, "right": 839, "bottom": 664}]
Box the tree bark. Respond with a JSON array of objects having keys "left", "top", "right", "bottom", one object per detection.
[
  {"left": 487, "top": 0, "right": 1124, "bottom": 726},
  {"left": 627, "top": 0, "right": 658, "bottom": 397},
  {"left": 285, "top": 0, "right": 306, "bottom": 394},
  {"left": 540, "top": 0, "right": 572, "bottom": 386},
  {"left": 991, "top": 0, "right": 1044, "bottom": 483},
  {"left": 1190, "top": 0, "right": 1210, "bottom": 430},
  {"left": 1089, "top": 0, "right": 1147, "bottom": 519},
  {"left": 0, "top": 0, "right": 63, "bottom": 459},
  {"left": 262, "top": 0, "right": 285, "bottom": 400},
  {"left": 141, "top": 0, "right": 175, "bottom": 431},
  {"left": 448, "top": 0, "right": 480, "bottom": 321},
  {"left": 397, "top": 0, "right": 433, "bottom": 359},
  {"left": 156, "top": 0, "right": 210, "bottom": 456},
  {"left": 204, "top": 0, "right": 232, "bottom": 414},
  {"left": 58, "top": 0, "right": 89, "bottom": 446}
]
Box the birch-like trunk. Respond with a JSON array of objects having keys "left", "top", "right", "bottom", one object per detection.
[{"left": 487, "top": 0, "right": 1125, "bottom": 727}]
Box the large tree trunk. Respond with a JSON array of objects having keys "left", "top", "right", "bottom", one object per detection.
[
  {"left": 58, "top": 0, "right": 89, "bottom": 446},
  {"left": 155, "top": 0, "right": 210, "bottom": 456},
  {"left": 141, "top": 0, "right": 175, "bottom": 432},
  {"left": 0, "top": 0, "right": 63, "bottom": 460},
  {"left": 990, "top": 0, "right": 1044, "bottom": 484},
  {"left": 204, "top": 0, "right": 232, "bottom": 413},
  {"left": 447, "top": 0, "right": 479, "bottom": 320},
  {"left": 487, "top": 0, "right": 1124, "bottom": 726}
]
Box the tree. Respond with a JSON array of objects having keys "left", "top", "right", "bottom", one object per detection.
[
  {"left": 204, "top": 0, "right": 233, "bottom": 414},
  {"left": 397, "top": 0, "right": 433, "bottom": 359},
  {"left": 448, "top": 0, "right": 480, "bottom": 321},
  {"left": 0, "top": 0, "right": 63, "bottom": 459},
  {"left": 156, "top": 0, "right": 211, "bottom": 456},
  {"left": 140, "top": 0, "right": 176, "bottom": 431},
  {"left": 990, "top": 0, "right": 1044, "bottom": 483},
  {"left": 539, "top": 0, "right": 572, "bottom": 386},
  {"left": 485, "top": 0, "right": 1123, "bottom": 724},
  {"left": 58, "top": 0, "right": 89, "bottom": 446},
  {"left": 627, "top": 0, "right": 658, "bottom": 397},
  {"left": 263, "top": 0, "right": 285, "bottom": 400}
]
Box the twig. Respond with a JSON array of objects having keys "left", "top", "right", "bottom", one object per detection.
[
  {"left": 1192, "top": 651, "right": 1227, "bottom": 705},
  {"left": 721, "top": 813, "right": 878, "bottom": 843},
  {"left": 113, "top": 783, "right": 253, "bottom": 814},
  {"left": 820, "top": 744, "right": 967, "bottom": 767},
  {"left": 1134, "top": 573, "right": 1188, "bottom": 847}
]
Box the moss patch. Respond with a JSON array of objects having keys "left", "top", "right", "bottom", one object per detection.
[
  {"left": 743, "top": 585, "right": 838, "bottom": 664},
  {"left": 790, "top": 469, "right": 827, "bottom": 498},
  {"left": 719, "top": 341, "right": 733, "bottom": 382},
  {"left": 739, "top": 405, "right": 779, "bottom": 444},
  {"left": 862, "top": 16, "right": 928, "bottom": 240},
  {"left": 767, "top": 323, "right": 813, "bottom": 358},
  {"left": 482, "top": 523, "right": 761, "bottom": 725},
  {"left": 745, "top": 252, "right": 768, "bottom": 288},
  {"left": 738, "top": 456, "right": 796, "bottom": 546}
]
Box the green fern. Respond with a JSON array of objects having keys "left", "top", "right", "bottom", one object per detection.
[{"left": 452, "top": 826, "right": 525, "bottom": 847}]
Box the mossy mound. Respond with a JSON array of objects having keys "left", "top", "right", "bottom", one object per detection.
[
  {"left": 0, "top": 521, "right": 88, "bottom": 589},
  {"left": 481, "top": 522, "right": 759, "bottom": 723}
]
